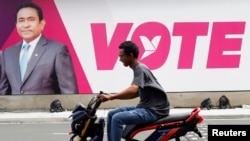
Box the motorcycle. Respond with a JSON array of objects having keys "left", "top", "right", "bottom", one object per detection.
[{"left": 68, "top": 91, "right": 204, "bottom": 141}]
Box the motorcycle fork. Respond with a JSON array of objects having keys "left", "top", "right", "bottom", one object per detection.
[{"left": 77, "top": 118, "right": 92, "bottom": 141}]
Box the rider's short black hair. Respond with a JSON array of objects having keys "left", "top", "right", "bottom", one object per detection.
[{"left": 119, "top": 41, "right": 139, "bottom": 58}]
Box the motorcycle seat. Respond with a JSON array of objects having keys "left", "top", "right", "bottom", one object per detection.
[
  {"left": 154, "top": 112, "right": 190, "bottom": 124},
  {"left": 122, "top": 112, "right": 191, "bottom": 138}
]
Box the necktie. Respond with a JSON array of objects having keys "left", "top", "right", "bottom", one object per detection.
[{"left": 20, "top": 44, "right": 30, "bottom": 81}]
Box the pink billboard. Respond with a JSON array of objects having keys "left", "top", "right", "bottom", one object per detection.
[{"left": 1, "top": 0, "right": 250, "bottom": 94}]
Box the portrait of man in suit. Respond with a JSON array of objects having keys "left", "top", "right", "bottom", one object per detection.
[{"left": 0, "top": 2, "right": 78, "bottom": 95}]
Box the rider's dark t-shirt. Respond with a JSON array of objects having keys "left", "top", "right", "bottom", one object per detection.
[{"left": 132, "top": 63, "right": 170, "bottom": 116}]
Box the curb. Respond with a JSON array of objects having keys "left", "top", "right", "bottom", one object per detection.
[{"left": 1, "top": 108, "right": 250, "bottom": 123}]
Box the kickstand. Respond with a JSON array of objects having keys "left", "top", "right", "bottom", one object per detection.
[
  {"left": 193, "top": 126, "right": 202, "bottom": 137},
  {"left": 175, "top": 137, "right": 180, "bottom": 141}
]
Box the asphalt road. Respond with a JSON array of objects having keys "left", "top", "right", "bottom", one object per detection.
[{"left": 0, "top": 118, "right": 249, "bottom": 141}]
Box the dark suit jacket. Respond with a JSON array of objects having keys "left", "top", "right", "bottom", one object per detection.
[
  {"left": 0, "top": 36, "right": 78, "bottom": 94},
  {"left": 0, "top": 51, "right": 2, "bottom": 77}
]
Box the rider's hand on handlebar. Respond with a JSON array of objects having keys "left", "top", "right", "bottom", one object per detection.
[{"left": 97, "top": 93, "right": 114, "bottom": 102}]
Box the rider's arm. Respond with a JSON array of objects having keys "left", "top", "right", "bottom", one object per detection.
[
  {"left": 99, "top": 84, "right": 139, "bottom": 101},
  {"left": 110, "top": 84, "right": 139, "bottom": 100}
]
